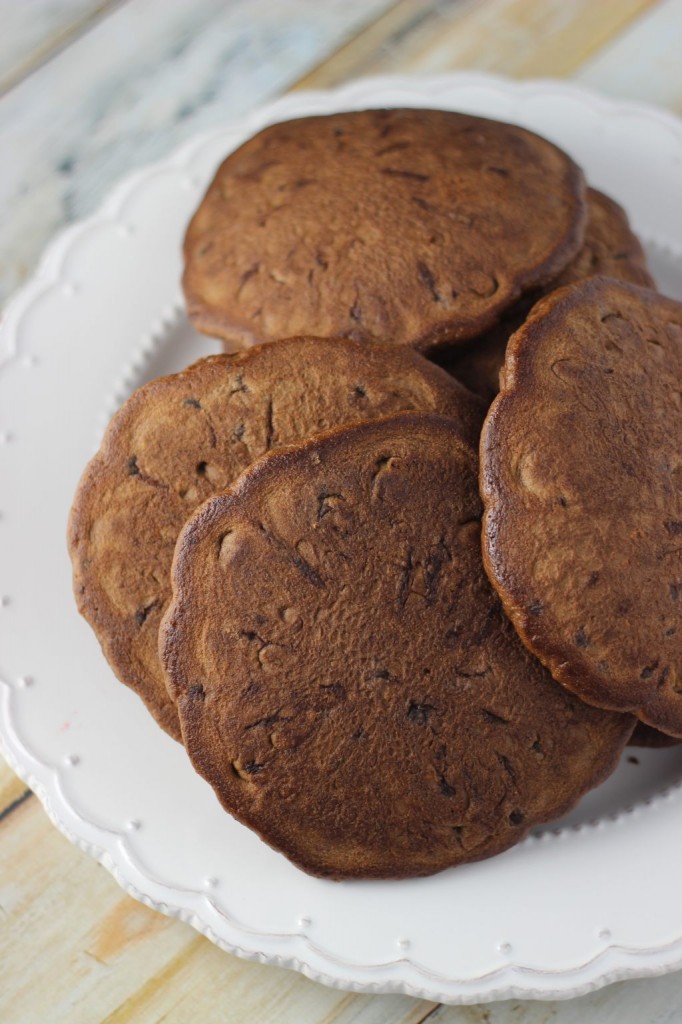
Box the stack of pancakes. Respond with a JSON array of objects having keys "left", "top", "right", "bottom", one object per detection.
[{"left": 68, "top": 108, "right": 681, "bottom": 879}]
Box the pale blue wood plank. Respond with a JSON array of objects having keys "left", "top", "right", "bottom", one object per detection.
[
  {"left": 0, "top": 0, "right": 395, "bottom": 304},
  {"left": 0, "top": 0, "right": 116, "bottom": 93},
  {"left": 576, "top": 0, "right": 682, "bottom": 113}
]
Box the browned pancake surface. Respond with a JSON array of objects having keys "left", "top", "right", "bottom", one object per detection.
[
  {"left": 68, "top": 338, "right": 482, "bottom": 739},
  {"left": 481, "top": 278, "right": 682, "bottom": 735},
  {"left": 184, "top": 108, "right": 586, "bottom": 353},
  {"left": 161, "top": 415, "right": 632, "bottom": 879},
  {"left": 438, "top": 188, "right": 654, "bottom": 402}
]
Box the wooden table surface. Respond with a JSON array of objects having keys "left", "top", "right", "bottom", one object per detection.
[{"left": 1, "top": 1, "right": 682, "bottom": 1021}]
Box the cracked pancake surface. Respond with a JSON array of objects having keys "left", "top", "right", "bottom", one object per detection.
[
  {"left": 183, "top": 108, "right": 586, "bottom": 353},
  {"left": 161, "top": 414, "right": 632, "bottom": 879},
  {"left": 67, "top": 337, "right": 482, "bottom": 739},
  {"left": 481, "top": 277, "right": 682, "bottom": 736}
]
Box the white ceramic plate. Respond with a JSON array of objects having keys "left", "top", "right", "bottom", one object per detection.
[{"left": 1, "top": 73, "right": 682, "bottom": 1005}]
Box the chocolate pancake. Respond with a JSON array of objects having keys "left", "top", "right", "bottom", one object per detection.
[
  {"left": 183, "top": 108, "right": 586, "bottom": 353},
  {"left": 481, "top": 278, "right": 682, "bottom": 735},
  {"left": 161, "top": 414, "right": 633, "bottom": 879},
  {"left": 437, "top": 188, "right": 654, "bottom": 402},
  {"left": 630, "top": 723, "right": 681, "bottom": 748},
  {"left": 68, "top": 338, "right": 483, "bottom": 739}
]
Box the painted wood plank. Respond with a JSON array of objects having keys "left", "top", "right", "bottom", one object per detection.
[
  {"left": 2, "top": 3, "right": 682, "bottom": 1023},
  {"left": 0, "top": 759, "right": 31, "bottom": 817},
  {"left": 102, "top": 939, "right": 436, "bottom": 1024},
  {"left": 0, "top": 0, "right": 117, "bottom": 95},
  {"left": 0, "top": 765, "right": 437, "bottom": 1024},
  {"left": 429, "top": 972, "right": 682, "bottom": 1022},
  {"left": 5, "top": 743, "right": 682, "bottom": 1022},
  {"left": 0, "top": 0, "right": 395, "bottom": 307},
  {"left": 0, "top": 793, "right": 194, "bottom": 1023},
  {"left": 293, "top": 0, "right": 656, "bottom": 89},
  {"left": 577, "top": 0, "right": 682, "bottom": 113}
]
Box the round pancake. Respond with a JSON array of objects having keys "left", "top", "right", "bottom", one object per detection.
[
  {"left": 68, "top": 338, "right": 483, "bottom": 740},
  {"left": 183, "top": 108, "right": 586, "bottom": 353},
  {"left": 160, "top": 414, "right": 633, "bottom": 879},
  {"left": 437, "top": 188, "right": 654, "bottom": 402},
  {"left": 481, "top": 277, "right": 682, "bottom": 735}
]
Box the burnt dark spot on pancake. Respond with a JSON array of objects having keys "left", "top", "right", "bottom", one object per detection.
[
  {"left": 498, "top": 754, "right": 517, "bottom": 785},
  {"left": 246, "top": 712, "right": 287, "bottom": 730},
  {"left": 264, "top": 397, "right": 274, "bottom": 448},
  {"left": 482, "top": 709, "right": 509, "bottom": 725},
  {"left": 377, "top": 141, "right": 411, "bottom": 156},
  {"left": 381, "top": 168, "right": 429, "bottom": 183},
  {"left": 424, "top": 538, "right": 450, "bottom": 604},
  {"left": 407, "top": 702, "right": 434, "bottom": 725},
  {"left": 320, "top": 682, "right": 346, "bottom": 700},
  {"left": 134, "top": 601, "right": 159, "bottom": 627},
  {"left": 439, "top": 777, "right": 456, "bottom": 797},
  {"left": 292, "top": 555, "right": 325, "bottom": 589},
  {"left": 239, "top": 263, "right": 259, "bottom": 289},
  {"left": 370, "top": 668, "right": 391, "bottom": 681},
  {"left": 317, "top": 492, "right": 344, "bottom": 521},
  {"left": 396, "top": 545, "right": 414, "bottom": 610},
  {"left": 411, "top": 195, "right": 436, "bottom": 213},
  {"left": 575, "top": 628, "right": 589, "bottom": 648},
  {"left": 417, "top": 261, "right": 440, "bottom": 302},
  {"left": 474, "top": 606, "right": 498, "bottom": 645}
]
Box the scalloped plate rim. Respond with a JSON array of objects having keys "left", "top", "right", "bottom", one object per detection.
[{"left": 2, "top": 72, "right": 682, "bottom": 1004}]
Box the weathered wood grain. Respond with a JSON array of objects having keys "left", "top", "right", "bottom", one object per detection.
[
  {"left": 0, "top": 762, "right": 437, "bottom": 1024},
  {"left": 577, "top": 0, "right": 682, "bottom": 113},
  {"left": 2, "top": 1, "right": 682, "bottom": 1021},
  {"left": 0, "top": 760, "right": 31, "bottom": 818},
  {"left": 0, "top": 0, "right": 394, "bottom": 306},
  {"left": 293, "top": 0, "right": 656, "bottom": 88},
  {"left": 0, "top": 0, "right": 117, "bottom": 95},
  {"left": 3, "top": 752, "right": 682, "bottom": 1022}
]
